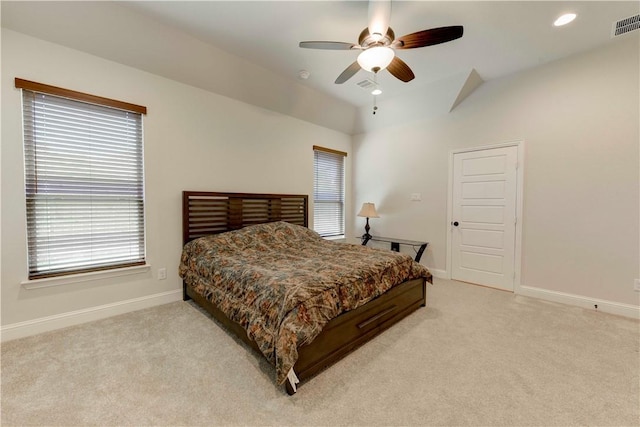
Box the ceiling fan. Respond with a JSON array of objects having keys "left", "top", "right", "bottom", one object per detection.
[{"left": 299, "top": 0, "right": 463, "bottom": 84}]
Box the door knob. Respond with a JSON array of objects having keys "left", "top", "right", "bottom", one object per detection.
[{"left": 452, "top": 221, "right": 459, "bottom": 227}]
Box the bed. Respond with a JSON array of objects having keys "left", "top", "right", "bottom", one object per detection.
[{"left": 179, "top": 191, "right": 432, "bottom": 394}]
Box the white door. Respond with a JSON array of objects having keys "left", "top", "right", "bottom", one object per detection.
[{"left": 451, "top": 146, "right": 518, "bottom": 291}]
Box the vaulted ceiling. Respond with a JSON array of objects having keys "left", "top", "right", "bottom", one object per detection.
[
  {"left": 2, "top": 1, "right": 638, "bottom": 134},
  {"left": 125, "top": 1, "right": 639, "bottom": 106}
]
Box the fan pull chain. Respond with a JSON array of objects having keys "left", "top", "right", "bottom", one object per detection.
[{"left": 372, "top": 72, "right": 379, "bottom": 115}]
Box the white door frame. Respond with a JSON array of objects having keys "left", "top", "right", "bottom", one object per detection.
[{"left": 446, "top": 140, "right": 525, "bottom": 293}]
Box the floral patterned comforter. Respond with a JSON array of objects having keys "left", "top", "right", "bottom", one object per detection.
[{"left": 179, "top": 221, "right": 432, "bottom": 385}]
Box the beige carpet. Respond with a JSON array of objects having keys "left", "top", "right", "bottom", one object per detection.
[{"left": 1, "top": 278, "right": 638, "bottom": 426}]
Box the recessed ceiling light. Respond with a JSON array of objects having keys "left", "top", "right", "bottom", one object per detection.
[
  {"left": 371, "top": 88, "right": 382, "bottom": 96},
  {"left": 554, "top": 13, "right": 577, "bottom": 27}
]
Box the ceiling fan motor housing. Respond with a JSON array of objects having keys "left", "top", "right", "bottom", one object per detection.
[{"left": 359, "top": 27, "right": 396, "bottom": 48}]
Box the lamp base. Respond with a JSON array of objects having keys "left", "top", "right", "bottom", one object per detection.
[{"left": 361, "top": 217, "right": 372, "bottom": 245}]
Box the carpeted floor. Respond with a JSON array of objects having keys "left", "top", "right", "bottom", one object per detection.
[{"left": 1, "top": 278, "right": 638, "bottom": 426}]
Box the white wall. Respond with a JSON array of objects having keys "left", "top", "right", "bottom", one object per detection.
[
  {"left": 353, "top": 36, "right": 639, "bottom": 311},
  {"left": 0, "top": 29, "right": 352, "bottom": 334},
  {"left": 1, "top": 1, "right": 358, "bottom": 135}
]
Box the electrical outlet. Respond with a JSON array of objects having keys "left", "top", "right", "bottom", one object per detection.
[
  {"left": 158, "top": 268, "right": 167, "bottom": 280},
  {"left": 634, "top": 279, "right": 640, "bottom": 292},
  {"left": 410, "top": 193, "right": 421, "bottom": 201}
]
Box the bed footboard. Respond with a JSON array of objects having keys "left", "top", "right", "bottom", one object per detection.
[
  {"left": 184, "top": 276, "right": 426, "bottom": 395},
  {"left": 286, "top": 277, "right": 426, "bottom": 394}
]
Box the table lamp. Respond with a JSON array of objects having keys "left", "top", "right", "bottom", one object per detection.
[{"left": 357, "top": 202, "right": 380, "bottom": 242}]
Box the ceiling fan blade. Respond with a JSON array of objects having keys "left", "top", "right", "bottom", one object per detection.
[
  {"left": 358, "top": 27, "right": 370, "bottom": 46},
  {"left": 368, "top": 0, "right": 391, "bottom": 41},
  {"left": 387, "top": 57, "right": 415, "bottom": 82},
  {"left": 335, "top": 61, "right": 361, "bottom": 84},
  {"left": 395, "top": 26, "right": 463, "bottom": 49},
  {"left": 299, "top": 41, "right": 357, "bottom": 50}
]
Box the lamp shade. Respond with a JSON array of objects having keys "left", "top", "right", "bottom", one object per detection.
[
  {"left": 357, "top": 47, "right": 395, "bottom": 72},
  {"left": 357, "top": 202, "right": 380, "bottom": 218}
]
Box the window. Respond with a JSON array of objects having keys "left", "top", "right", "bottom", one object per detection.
[
  {"left": 313, "top": 145, "right": 346, "bottom": 238},
  {"left": 16, "top": 78, "right": 147, "bottom": 279}
]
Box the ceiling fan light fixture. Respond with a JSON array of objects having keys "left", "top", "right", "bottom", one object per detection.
[{"left": 357, "top": 46, "right": 395, "bottom": 72}]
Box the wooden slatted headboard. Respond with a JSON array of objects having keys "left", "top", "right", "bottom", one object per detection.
[{"left": 182, "top": 191, "right": 308, "bottom": 244}]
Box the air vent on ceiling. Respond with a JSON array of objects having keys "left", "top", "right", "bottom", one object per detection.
[
  {"left": 611, "top": 14, "right": 640, "bottom": 37},
  {"left": 356, "top": 79, "right": 377, "bottom": 91}
]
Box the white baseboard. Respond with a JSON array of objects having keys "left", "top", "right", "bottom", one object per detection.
[
  {"left": 428, "top": 268, "right": 447, "bottom": 279},
  {"left": 1, "top": 289, "right": 183, "bottom": 342},
  {"left": 518, "top": 285, "right": 640, "bottom": 319},
  {"left": 5, "top": 280, "right": 633, "bottom": 343}
]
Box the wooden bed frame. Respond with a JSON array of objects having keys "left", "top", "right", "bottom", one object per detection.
[{"left": 182, "top": 191, "right": 427, "bottom": 394}]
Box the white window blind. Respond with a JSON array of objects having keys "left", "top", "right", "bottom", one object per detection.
[
  {"left": 313, "top": 146, "right": 346, "bottom": 238},
  {"left": 19, "top": 81, "right": 146, "bottom": 279}
]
